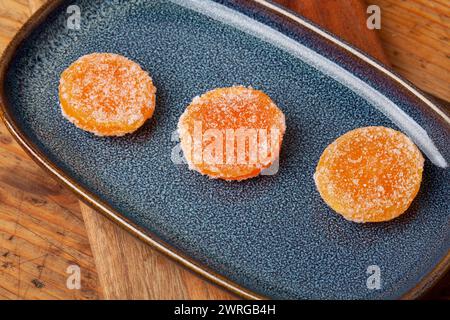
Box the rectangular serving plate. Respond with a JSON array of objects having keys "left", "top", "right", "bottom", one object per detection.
[{"left": 0, "top": 0, "right": 449, "bottom": 299}]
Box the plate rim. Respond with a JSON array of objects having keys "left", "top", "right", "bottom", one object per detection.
[{"left": 0, "top": 0, "right": 448, "bottom": 300}]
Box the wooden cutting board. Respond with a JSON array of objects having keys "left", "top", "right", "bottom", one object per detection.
[
  {"left": 79, "top": 0, "right": 390, "bottom": 299},
  {"left": 1, "top": 0, "right": 448, "bottom": 299}
]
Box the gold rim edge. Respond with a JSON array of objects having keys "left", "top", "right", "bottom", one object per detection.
[{"left": 0, "top": 0, "right": 448, "bottom": 300}]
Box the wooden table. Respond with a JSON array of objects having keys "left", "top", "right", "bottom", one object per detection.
[{"left": 0, "top": 0, "right": 449, "bottom": 300}]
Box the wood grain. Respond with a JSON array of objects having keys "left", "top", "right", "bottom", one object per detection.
[
  {"left": 0, "top": 0, "right": 448, "bottom": 300},
  {"left": 279, "top": 0, "right": 450, "bottom": 101},
  {"left": 0, "top": 123, "right": 101, "bottom": 299},
  {"left": 276, "top": 0, "right": 390, "bottom": 64},
  {"left": 0, "top": 0, "right": 102, "bottom": 300},
  {"left": 370, "top": 0, "right": 450, "bottom": 101},
  {"left": 81, "top": 204, "right": 234, "bottom": 299}
]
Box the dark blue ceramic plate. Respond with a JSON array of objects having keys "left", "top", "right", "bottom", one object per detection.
[{"left": 1, "top": 0, "right": 449, "bottom": 299}]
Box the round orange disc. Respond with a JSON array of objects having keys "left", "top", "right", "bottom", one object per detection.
[
  {"left": 314, "top": 126, "right": 424, "bottom": 223},
  {"left": 178, "top": 86, "right": 286, "bottom": 181},
  {"left": 59, "top": 53, "right": 156, "bottom": 136}
]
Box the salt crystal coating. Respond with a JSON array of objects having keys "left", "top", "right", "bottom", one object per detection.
[
  {"left": 314, "top": 126, "right": 424, "bottom": 223},
  {"left": 178, "top": 86, "right": 286, "bottom": 181},
  {"left": 59, "top": 53, "right": 156, "bottom": 136}
]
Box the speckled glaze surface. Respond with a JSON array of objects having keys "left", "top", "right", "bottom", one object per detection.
[{"left": 1, "top": 0, "right": 449, "bottom": 299}]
